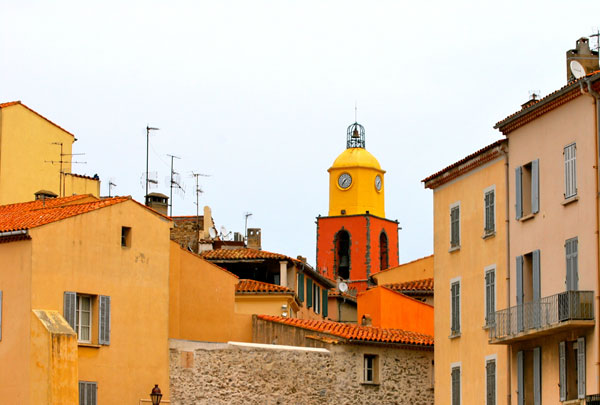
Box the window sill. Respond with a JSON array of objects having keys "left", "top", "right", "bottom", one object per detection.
[
  {"left": 78, "top": 343, "right": 101, "bottom": 349},
  {"left": 449, "top": 332, "right": 461, "bottom": 339},
  {"left": 482, "top": 324, "right": 495, "bottom": 331},
  {"left": 360, "top": 382, "right": 380, "bottom": 386},
  {"left": 448, "top": 245, "right": 461, "bottom": 253},
  {"left": 562, "top": 195, "right": 579, "bottom": 206},
  {"left": 519, "top": 213, "right": 535, "bottom": 222},
  {"left": 482, "top": 231, "right": 496, "bottom": 240}
]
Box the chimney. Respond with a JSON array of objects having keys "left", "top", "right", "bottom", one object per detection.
[
  {"left": 521, "top": 93, "right": 538, "bottom": 110},
  {"left": 247, "top": 228, "right": 262, "bottom": 250},
  {"left": 144, "top": 192, "right": 169, "bottom": 216},
  {"left": 566, "top": 37, "right": 599, "bottom": 82}
]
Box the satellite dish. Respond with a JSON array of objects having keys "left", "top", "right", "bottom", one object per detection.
[
  {"left": 220, "top": 226, "right": 227, "bottom": 235},
  {"left": 338, "top": 282, "right": 348, "bottom": 293},
  {"left": 208, "top": 228, "right": 217, "bottom": 239},
  {"left": 570, "top": 60, "right": 586, "bottom": 79}
]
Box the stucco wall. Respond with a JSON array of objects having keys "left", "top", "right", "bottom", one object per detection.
[
  {"left": 169, "top": 340, "right": 434, "bottom": 405},
  {"left": 372, "top": 255, "right": 433, "bottom": 285}
]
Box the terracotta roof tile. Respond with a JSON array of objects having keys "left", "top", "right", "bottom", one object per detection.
[
  {"left": 201, "top": 248, "right": 291, "bottom": 261},
  {"left": 258, "top": 315, "right": 433, "bottom": 346},
  {"left": 0, "top": 100, "right": 75, "bottom": 137},
  {"left": 0, "top": 195, "right": 128, "bottom": 232},
  {"left": 236, "top": 279, "right": 294, "bottom": 294},
  {"left": 328, "top": 290, "right": 357, "bottom": 302},
  {"left": 383, "top": 278, "right": 434, "bottom": 294}
]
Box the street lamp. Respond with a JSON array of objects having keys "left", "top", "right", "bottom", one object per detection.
[{"left": 150, "top": 384, "right": 162, "bottom": 405}]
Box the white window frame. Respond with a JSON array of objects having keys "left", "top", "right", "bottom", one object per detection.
[
  {"left": 449, "top": 201, "right": 461, "bottom": 250},
  {"left": 484, "top": 265, "right": 496, "bottom": 327},
  {"left": 312, "top": 283, "right": 320, "bottom": 315},
  {"left": 483, "top": 185, "right": 496, "bottom": 235},
  {"left": 485, "top": 354, "right": 497, "bottom": 405},
  {"left": 363, "top": 354, "right": 378, "bottom": 383},
  {"left": 76, "top": 295, "right": 92, "bottom": 343},
  {"left": 451, "top": 361, "right": 462, "bottom": 405},
  {"left": 564, "top": 143, "right": 577, "bottom": 199},
  {"left": 450, "top": 276, "right": 461, "bottom": 337}
]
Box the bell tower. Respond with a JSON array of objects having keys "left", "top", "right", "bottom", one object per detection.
[{"left": 316, "top": 122, "right": 399, "bottom": 293}]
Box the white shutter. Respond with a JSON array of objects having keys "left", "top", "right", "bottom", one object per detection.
[
  {"left": 578, "top": 337, "right": 586, "bottom": 399},
  {"left": 64, "top": 291, "right": 77, "bottom": 330},
  {"left": 98, "top": 296, "right": 111, "bottom": 345},
  {"left": 565, "top": 144, "right": 577, "bottom": 198}
]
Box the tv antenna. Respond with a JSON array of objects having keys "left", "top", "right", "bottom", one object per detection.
[
  {"left": 145, "top": 126, "right": 159, "bottom": 204},
  {"left": 591, "top": 28, "right": 600, "bottom": 52},
  {"left": 167, "top": 154, "right": 184, "bottom": 216},
  {"left": 45, "top": 142, "right": 87, "bottom": 197},
  {"left": 244, "top": 212, "right": 253, "bottom": 244},
  {"left": 191, "top": 172, "right": 211, "bottom": 246},
  {"left": 108, "top": 179, "right": 117, "bottom": 197}
]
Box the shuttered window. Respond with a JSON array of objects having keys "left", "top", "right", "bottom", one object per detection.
[
  {"left": 564, "top": 143, "right": 577, "bottom": 198},
  {"left": 532, "top": 159, "right": 539, "bottom": 214},
  {"left": 517, "top": 351, "right": 524, "bottom": 405},
  {"left": 451, "top": 281, "right": 460, "bottom": 335},
  {"left": 313, "top": 284, "right": 320, "bottom": 314},
  {"left": 566, "top": 237, "right": 578, "bottom": 291},
  {"left": 485, "top": 269, "right": 495, "bottom": 327},
  {"left": 64, "top": 291, "right": 77, "bottom": 330},
  {"left": 533, "top": 347, "right": 541, "bottom": 405},
  {"left": 559, "top": 341, "right": 567, "bottom": 401},
  {"left": 516, "top": 256, "right": 524, "bottom": 332},
  {"left": 516, "top": 159, "right": 540, "bottom": 218},
  {"left": 76, "top": 295, "right": 92, "bottom": 343},
  {"left": 297, "top": 273, "right": 305, "bottom": 302},
  {"left": 306, "top": 278, "right": 313, "bottom": 308},
  {"left": 322, "top": 288, "right": 328, "bottom": 318},
  {"left": 451, "top": 366, "right": 461, "bottom": 405},
  {"left": 578, "top": 337, "right": 586, "bottom": 399},
  {"left": 79, "top": 381, "right": 97, "bottom": 405},
  {"left": 98, "top": 296, "right": 111, "bottom": 345},
  {"left": 450, "top": 205, "right": 460, "bottom": 248},
  {"left": 484, "top": 190, "right": 495, "bottom": 234},
  {"left": 486, "top": 359, "right": 496, "bottom": 405}
]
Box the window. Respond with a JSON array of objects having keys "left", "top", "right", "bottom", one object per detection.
[
  {"left": 121, "top": 226, "right": 131, "bottom": 247},
  {"left": 515, "top": 159, "right": 539, "bottom": 219},
  {"left": 517, "top": 347, "right": 542, "bottom": 405},
  {"left": 450, "top": 278, "right": 460, "bottom": 336},
  {"left": 79, "top": 381, "right": 97, "bottom": 405},
  {"left": 484, "top": 187, "right": 495, "bottom": 235},
  {"left": 559, "top": 337, "right": 586, "bottom": 401},
  {"left": 363, "top": 354, "right": 379, "bottom": 384},
  {"left": 64, "top": 292, "right": 111, "bottom": 345},
  {"left": 566, "top": 237, "right": 578, "bottom": 291},
  {"left": 450, "top": 203, "right": 460, "bottom": 249},
  {"left": 335, "top": 230, "right": 350, "bottom": 279},
  {"left": 312, "top": 283, "right": 321, "bottom": 314},
  {"left": 451, "top": 364, "right": 461, "bottom": 405},
  {"left": 297, "top": 273, "right": 305, "bottom": 302},
  {"left": 485, "top": 267, "right": 496, "bottom": 327},
  {"left": 379, "top": 231, "right": 389, "bottom": 270},
  {"left": 564, "top": 143, "right": 577, "bottom": 198},
  {"left": 516, "top": 251, "right": 541, "bottom": 331},
  {"left": 486, "top": 357, "right": 496, "bottom": 405},
  {"left": 321, "top": 288, "right": 329, "bottom": 318}
]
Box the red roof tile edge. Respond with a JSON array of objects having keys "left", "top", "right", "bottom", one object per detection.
[{"left": 236, "top": 279, "right": 294, "bottom": 294}]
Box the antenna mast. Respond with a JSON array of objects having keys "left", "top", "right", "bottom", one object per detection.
[
  {"left": 145, "top": 126, "right": 159, "bottom": 205},
  {"left": 108, "top": 180, "right": 117, "bottom": 198},
  {"left": 244, "top": 212, "right": 253, "bottom": 245},
  {"left": 46, "top": 142, "right": 86, "bottom": 197},
  {"left": 191, "top": 172, "right": 211, "bottom": 249},
  {"left": 167, "top": 154, "right": 182, "bottom": 216}
]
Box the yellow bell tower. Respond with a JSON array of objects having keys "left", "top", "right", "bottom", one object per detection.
[{"left": 328, "top": 122, "right": 385, "bottom": 217}]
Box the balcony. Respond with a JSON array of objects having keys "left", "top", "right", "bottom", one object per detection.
[{"left": 489, "top": 290, "right": 595, "bottom": 344}]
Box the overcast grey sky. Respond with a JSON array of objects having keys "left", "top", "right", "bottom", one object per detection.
[{"left": 2, "top": 1, "right": 599, "bottom": 263}]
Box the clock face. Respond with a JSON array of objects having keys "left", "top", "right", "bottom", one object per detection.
[
  {"left": 375, "top": 175, "right": 382, "bottom": 191},
  {"left": 338, "top": 173, "right": 352, "bottom": 189}
]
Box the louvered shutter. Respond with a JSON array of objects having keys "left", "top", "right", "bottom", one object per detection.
[
  {"left": 566, "top": 238, "right": 579, "bottom": 291},
  {"left": 64, "top": 291, "right": 77, "bottom": 330},
  {"left": 88, "top": 382, "right": 97, "bottom": 405},
  {"left": 79, "top": 381, "right": 97, "bottom": 405},
  {"left": 79, "top": 382, "right": 86, "bottom": 405},
  {"left": 578, "top": 336, "right": 586, "bottom": 399},
  {"left": 98, "top": 296, "right": 111, "bottom": 345},
  {"left": 564, "top": 144, "right": 577, "bottom": 198},
  {"left": 517, "top": 351, "right": 524, "bottom": 405},
  {"left": 297, "top": 273, "right": 304, "bottom": 302},
  {"left": 486, "top": 360, "right": 496, "bottom": 405},
  {"left": 559, "top": 341, "right": 567, "bottom": 401},
  {"left": 451, "top": 367, "right": 460, "bottom": 405},
  {"left": 532, "top": 159, "right": 539, "bottom": 214},
  {"left": 485, "top": 191, "right": 495, "bottom": 233},
  {"left": 516, "top": 256, "right": 524, "bottom": 332},
  {"left": 485, "top": 270, "right": 495, "bottom": 327},
  {"left": 450, "top": 207, "right": 460, "bottom": 247},
  {"left": 515, "top": 167, "right": 523, "bottom": 219},
  {"left": 306, "top": 278, "right": 313, "bottom": 308},
  {"left": 451, "top": 282, "right": 460, "bottom": 334},
  {"left": 533, "top": 347, "right": 541, "bottom": 405},
  {"left": 532, "top": 250, "right": 541, "bottom": 328},
  {"left": 322, "top": 288, "right": 328, "bottom": 317}
]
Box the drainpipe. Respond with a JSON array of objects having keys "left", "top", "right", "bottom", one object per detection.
[
  {"left": 582, "top": 78, "right": 600, "bottom": 392},
  {"left": 501, "top": 143, "right": 512, "bottom": 405}
]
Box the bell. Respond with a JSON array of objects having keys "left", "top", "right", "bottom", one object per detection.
[
  {"left": 340, "top": 255, "right": 349, "bottom": 267},
  {"left": 352, "top": 128, "right": 360, "bottom": 138}
]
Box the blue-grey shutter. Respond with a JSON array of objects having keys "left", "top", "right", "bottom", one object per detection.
[
  {"left": 98, "top": 296, "right": 111, "bottom": 345},
  {"left": 533, "top": 347, "right": 541, "bottom": 405},
  {"left": 533, "top": 250, "right": 541, "bottom": 328},
  {"left": 564, "top": 144, "right": 577, "bottom": 198},
  {"left": 566, "top": 238, "right": 578, "bottom": 291},
  {"left": 451, "top": 366, "right": 460, "bottom": 405},
  {"left": 515, "top": 167, "right": 523, "bottom": 219},
  {"left": 0, "top": 290, "right": 3, "bottom": 341},
  {"left": 322, "top": 288, "right": 328, "bottom": 317},
  {"left": 79, "top": 381, "right": 97, "bottom": 405},
  {"left": 559, "top": 341, "right": 567, "bottom": 401},
  {"left": 306, "top": 278, "right": 313, "bottom": 308},
  {"left": 64, "top": 291, "right": 77, "bottom": 330},
  {"left": 516, "top": 256, "right": 524, "bottom": 332},
  {"left": 517, "top": 350, "right": 524, "bottom": 405},
  {"left": 451, "top": 282, "right": 460, "bottom": 334},
  {"left": 532, "top": 159, "right": 539, "bottom": 214},
  {"left": 578, "top": 336, "right": 586, "bottom": 399},
  {"left": 297, "top": 273, "right": 305, "bottom": 302},
  {"left": 486, "top": 359, "right": 496, "bottom": 405}
]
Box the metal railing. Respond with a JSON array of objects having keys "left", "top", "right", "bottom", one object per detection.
[{"left": 490, "top": 290, "right": 594, "bottom": 341}]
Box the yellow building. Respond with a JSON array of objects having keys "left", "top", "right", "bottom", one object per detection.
[
  {"left": 0, "top": 101, "right": 100, "bottom": 205},
  {"left": 0, "top": 195, "right": 171, "bottom": 404},
  {"left": 423, "top": 140, "right": 508, "bottom": 404},
  {"left": 371, "top": 254, "right": 433, "bottom": 285}
]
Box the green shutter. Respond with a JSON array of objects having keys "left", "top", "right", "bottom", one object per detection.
[
  {"left": 306, "top": 278, "right": 313, "bottom": 308},
  {"left": 297, "top": 273, "right": 305, "bottom": 302},
  {"left": 322, "top": 288, "right": 328, "bottom": 318}
]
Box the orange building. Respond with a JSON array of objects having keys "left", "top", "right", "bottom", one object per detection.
[{"left": 317, "top": 123, "right": 399, "bottom": 292}]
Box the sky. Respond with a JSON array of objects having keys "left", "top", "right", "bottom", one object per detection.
[{"left": 1, "top": 1, "right": 599, "bottom": 264}]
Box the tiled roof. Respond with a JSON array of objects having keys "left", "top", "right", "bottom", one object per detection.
[
  {"left": 328, "top": 290, "right": 357, "bottom": 302},
  {"left": 422, "top": 140, "right": 506, "bottom": 187},
  {"left": 0, "top": 195, "right": 128, "bottom": 232},
  {"left": 201, "top": 248, "right": 291, "bottom": 261},
  {"left": 258, "top": 315, "right": 433, "bottom": 346},
  {"left": 236, "top": 279, "right": 294, "bottom": 294},
  {"left": 0, "top": 101, "right": 75, "bottom": 137},
  {"left": 383, "top": 278, "right": 434, "bottom": 294},
  {"left": 64, "top": 173, "right": 99, "bottom": 180}
]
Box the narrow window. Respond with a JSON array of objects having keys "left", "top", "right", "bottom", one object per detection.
[
  {"left": 451, "top": 365, "right": 461, "bottom": 405},
  {"left": 486, "top": 359, "right": 496, "bottom": 405},
  {"left": 516, "top": 159, "right": 539, "bottom": 219},
  {"left": 451, "top": 280, "right": 460, "bottom": 335},
  {"left": 565, "top": 237, "right": 578, "bottom": 291},
  {"left": 484, "top": 189, "right": 495, "bottom": 234},
  {"left": 379, "top": 232, "right": 389, "bottom": 270},
  {"left": 485, "top": 268, "right": 496, "bottom": 327},
  {"left": 79, "top": 381, "right": 97, "bottom": 405},
  {"left": 121, "top": 226, "right": 131, "bottom": 247},
  {"left": 313, "top": 283, "right": 320, "bottom": 314},
  {"left": 363, "top": 354, "right": 379, "bottom": 383},
  {"left": 450, "top": 204, "right": 460, "bottom": 248},
  {"left": 564, "top": 143, "right": 577, "bottom": 198},
  {"left": 76, "top": 295, "right": 92, "bottom": 343},
  {"left": 297, "top": 273, "right": 305, "bottom": 302},
  {"left": 335, "top": 230, "right": 350, "bottom": 279}
]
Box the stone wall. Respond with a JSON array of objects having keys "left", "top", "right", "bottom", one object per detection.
[
  {"left": 170, "top": 217, "right": 203, "bottom": 251},
  {"left": 169, "top": 339, "right": 434, "bottom": 405}
]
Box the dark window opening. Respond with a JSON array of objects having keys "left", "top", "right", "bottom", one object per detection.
[
  {"left": 121, "top": 227, "right": 131, "bottom": 247},
  {"left": 379, "top": 232, "right": 389, "bottom": 271},
  {"left": 336, "top": 230, "right": 350, "bottom": 280}
]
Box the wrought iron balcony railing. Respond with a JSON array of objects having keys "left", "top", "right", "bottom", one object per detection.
[{"left": 489, "top": 290, "right": 594, "bottom": 342}]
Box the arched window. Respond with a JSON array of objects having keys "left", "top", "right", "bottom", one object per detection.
[
  {"left": 336, "top": 230, "right": 350, "bottom": 280},
  {"left": 379, "top": 231, "right": 389, "bottom": 271}
]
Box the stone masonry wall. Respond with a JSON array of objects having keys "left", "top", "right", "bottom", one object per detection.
[
  {"left": 170, "top": 217, "right": 203, "bottom": 251},
  {"left": 169, "top": 340, "right": 433, "bottom": 405}
]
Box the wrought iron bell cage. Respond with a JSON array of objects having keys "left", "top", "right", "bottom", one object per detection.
[{"left": 346, "top": 122, "right": 365, "bottom": 149}]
